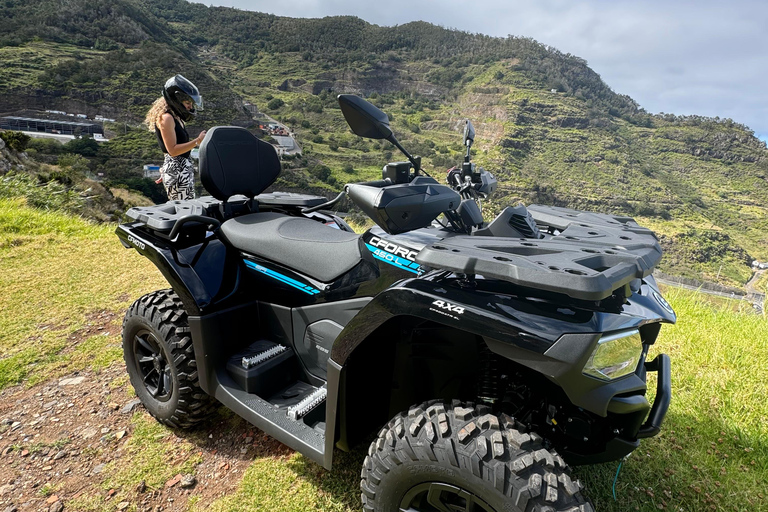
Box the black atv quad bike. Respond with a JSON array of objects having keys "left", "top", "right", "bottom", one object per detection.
[{"left": 117, "top": 94, "right": 673, "bottom": 511}]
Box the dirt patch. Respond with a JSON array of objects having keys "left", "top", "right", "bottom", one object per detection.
[
  {"left": 0, "top": 363, "right": 291, "bottom": 512},
  {"left": 49, "top": 311, "right": 123, "bottom": 358}
]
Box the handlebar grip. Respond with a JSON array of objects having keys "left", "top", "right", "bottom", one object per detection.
[{"left": 354, "top": 178, "right": 392, "bottom": 188}]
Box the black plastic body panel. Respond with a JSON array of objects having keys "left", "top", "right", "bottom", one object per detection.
[
  {"left": 292, "top": 298, "right": 372, "bottom": 380},
  {"left": 116, "top": 223, "right": 237, "bottom": 315},
  {"left": 329, "top": 274, "right": 673, "bottom": 425}
]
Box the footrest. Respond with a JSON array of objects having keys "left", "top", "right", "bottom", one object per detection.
[
  {"left": 226, "top": 340, "right": 297, "bottom": 396},
  {"left": 242, "top": 344, "right": 288, "bottom": 368},
  {"left": 287, "top": 386, "right": 327, "bottom": 420}
]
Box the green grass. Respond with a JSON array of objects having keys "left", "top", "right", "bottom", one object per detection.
[
  {"left": 576, "top": 286, "right": 768, "bottom": 511},
  {"left": 0, "top": 197, "right": 166, "bottom": 389},
  {"left": 202, "top": 451, "right": 362, "bottom": 512}
]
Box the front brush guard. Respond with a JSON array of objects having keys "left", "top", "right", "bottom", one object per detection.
[{"left": 636, "top": 353, "right": 671, "bottom": 438}]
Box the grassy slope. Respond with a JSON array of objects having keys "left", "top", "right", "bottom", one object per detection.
[
  {"left": 0, "top": 41, "right": 105, "bottom": 93},
  {"left": 0, "top": 197, "right": 166, "bottom": 388},
  {"left": 0, "top": 199, "right": 766, "bottom": 511}
]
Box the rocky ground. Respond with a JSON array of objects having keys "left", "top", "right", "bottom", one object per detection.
[{"left": 0, "top": 363, "right": 292, "bottom": 512}]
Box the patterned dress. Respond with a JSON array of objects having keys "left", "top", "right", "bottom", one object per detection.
[
  {"left": 155, "top": 116, "right": 196, "bottom": 200},
  {"left": 160, "top": 153, "right": 196, "bottom": 200}
]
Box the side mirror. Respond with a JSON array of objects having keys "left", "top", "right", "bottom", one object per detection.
[
  {"left": 463, "top": 120, "right": 475, "bottom": 146},
  {"left": 338, "top": 94, "right": 393, "bottom": 141}
]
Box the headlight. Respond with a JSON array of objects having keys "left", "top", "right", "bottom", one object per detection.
[{"left": 583, "top": 329, "right": 643, "bottom": 381}]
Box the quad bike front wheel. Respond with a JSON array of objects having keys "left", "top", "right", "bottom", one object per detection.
[
  {"left": 122, "top": 289, "right": 216, "bottom": 428},
  {"left": 361, "top": 401, "right": 593, "bottom": 512}
]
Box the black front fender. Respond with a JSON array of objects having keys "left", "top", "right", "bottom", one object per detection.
[{"left": 329, "top": 278, "right": 561, "bottom": 366}]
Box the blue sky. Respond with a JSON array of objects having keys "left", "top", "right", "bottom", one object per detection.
[{"left": 203, "top": 0, "right": 768, "bottom": 142}]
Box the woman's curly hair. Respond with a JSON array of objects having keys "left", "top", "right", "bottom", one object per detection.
[{"left": 144, "top": 97, "right": 177, "bottom": 131}]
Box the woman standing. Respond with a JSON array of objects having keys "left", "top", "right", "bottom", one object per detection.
[{"left": 144, "top": 74, "right": 206, "bottom": 200}]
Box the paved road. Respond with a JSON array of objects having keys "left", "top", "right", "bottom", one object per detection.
[
  {"left": 16, "top": 130, "right": 75, "bottom": 143},
  {"left": 654, "top": 273, "right": 764, "bottom": 312}
]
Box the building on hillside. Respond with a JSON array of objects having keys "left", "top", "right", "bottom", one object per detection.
[
  {"left": 0, "top": 116, "right": 103, "bottom": 136},
  {"left": 143, "top": 165, "right": 161, "bottom": 179},
  {"left": 243, "top": 103, "right": 259, "bottom": 116}
]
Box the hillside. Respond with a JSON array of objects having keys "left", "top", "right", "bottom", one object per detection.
[{"left": 1, "top": 0, "right": 767, "bottom": 287}]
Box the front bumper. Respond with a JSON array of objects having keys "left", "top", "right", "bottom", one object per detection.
[
  {"left": 636, "top": 354, "right": 671, "bottom": 438},
  {"left": 567, "top": 353, "right": 671, "bottom": 465},
  {"left": 606, "top": 353, "right": 671, "bottom": 438}
]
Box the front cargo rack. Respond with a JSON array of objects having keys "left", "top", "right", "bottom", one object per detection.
[{"left": 416, "top": 204, "right": 662, "bottom": 301}]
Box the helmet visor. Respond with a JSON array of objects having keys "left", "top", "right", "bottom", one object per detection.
[
  {"left": 189, "top": 92, "right": 203, "bottom": 111},
  {"left": 176, "top": 91, "right": 204, "bottom": 112}
]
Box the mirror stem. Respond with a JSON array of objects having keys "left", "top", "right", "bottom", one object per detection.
[{"left": 389, "top": 137, "right": 421, "bottom": 174}]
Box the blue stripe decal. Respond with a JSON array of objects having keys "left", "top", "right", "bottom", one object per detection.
[
  {"left": 243, "top": 260, "right": 321, "bottom": 295},
  {"left": 365, "top": 243, "right": 420, "bottom": 274}
]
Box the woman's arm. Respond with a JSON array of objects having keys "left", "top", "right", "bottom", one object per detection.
[{"left": 158, "top": 113, "right": 206, "bottom": 157}]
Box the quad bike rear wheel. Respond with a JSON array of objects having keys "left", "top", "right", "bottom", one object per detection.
[
  {"left": 122, "top": 289, "right": 216, "bottom": 428},
  {"left": 361, "top": 400, "right": 593, "bottom": 512}
]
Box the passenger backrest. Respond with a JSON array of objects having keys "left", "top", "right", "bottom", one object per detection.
[{"left": 199, "top": 126, "right": 281, "bottom": 201}]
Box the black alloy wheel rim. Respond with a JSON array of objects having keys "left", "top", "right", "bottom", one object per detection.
[
  {"left": 132, "top": 329, "right": 173, "bottom": 402},
  {"left": 399, "top": 482, "right": 496, "bottom": 512}
]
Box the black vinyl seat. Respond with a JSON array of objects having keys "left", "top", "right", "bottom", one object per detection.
[
  {"left": 198, "top": 127, "right": 363, "bottom": 283},
  {"left": 221, "top": 213, "right": 362, "bottom": 282}
]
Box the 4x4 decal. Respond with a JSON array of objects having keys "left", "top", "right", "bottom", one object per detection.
[{"left": 430, "top": 299, "right": 465, "bottom": 320}]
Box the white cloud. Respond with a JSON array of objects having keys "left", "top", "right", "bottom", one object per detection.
[{"left": 202, "top": 0, "right": 768, "bottom": 135}]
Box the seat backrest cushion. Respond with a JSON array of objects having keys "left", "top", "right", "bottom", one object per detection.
[{"left": 199, "top": 126, "right": 281, "bottom": 200}]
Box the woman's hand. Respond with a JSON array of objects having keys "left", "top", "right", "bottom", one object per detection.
[{"left": 195, "top": 130, "right": 207, "bottom": 146}]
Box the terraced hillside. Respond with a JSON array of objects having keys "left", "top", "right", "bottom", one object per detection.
[{"left": 0, "top": 0, "right": 766, "bottom": 287}]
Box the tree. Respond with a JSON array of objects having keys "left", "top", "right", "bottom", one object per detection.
[
  {"left": 64, "top": 137, "right": 100, "bottom": 157},
  {"left": 0, "top": 131, "right": 30, "bottom": 152}
]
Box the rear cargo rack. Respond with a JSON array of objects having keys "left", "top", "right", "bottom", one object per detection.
[
  {"left": 126, "top": 193, "right": 326, "bottom": 233},
  {"left": 416, "top": 204, "right": 661, "bottom": 301}
]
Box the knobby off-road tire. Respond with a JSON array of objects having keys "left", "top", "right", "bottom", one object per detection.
[
  {"left": 122, "top": 289, "right": 216, "bottom": 428},
  {"left": 361, "top": 400, "right": 593, "bottom": 512}
]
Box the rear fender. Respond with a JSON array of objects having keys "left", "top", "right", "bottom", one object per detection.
[{"left": 116, "top": 223, "right": 232, "bottom": 315}]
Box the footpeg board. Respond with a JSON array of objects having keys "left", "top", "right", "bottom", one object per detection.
[{"left": 287, "top": 386, "right": 327, "bottom": 420}]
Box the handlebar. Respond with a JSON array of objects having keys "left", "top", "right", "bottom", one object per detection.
[
  {"left": 303, "top": 178, "right": 393, "bottom": 214},
  {"left": 351, "top": 178, "right": 392, "bottom": 188}
]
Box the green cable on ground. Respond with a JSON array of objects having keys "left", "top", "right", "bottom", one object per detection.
[{"left": 612, "top": 459, "right": 623, "bottom": 501}]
